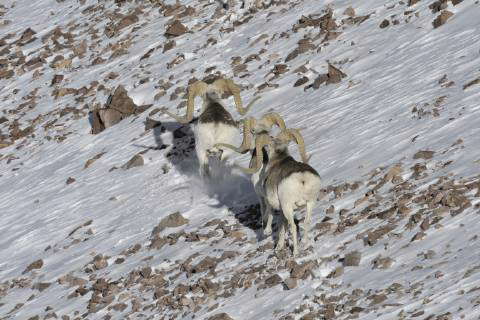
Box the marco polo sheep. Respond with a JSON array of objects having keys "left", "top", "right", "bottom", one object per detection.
[{"left": 160, "top": 78, "right": 259, "bottom": 178}]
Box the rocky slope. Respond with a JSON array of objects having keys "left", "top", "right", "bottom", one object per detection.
[{"left": 0, "top": 0, "right": 480, "bottom": 319}]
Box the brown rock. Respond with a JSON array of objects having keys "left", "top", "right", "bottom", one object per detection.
[
  {"left": 283, "top": 277, "right": 297, "bottom": 290},
  {"left": 122, "top": 154, "right": 144, "bottom": 170},
  {"left": 326, "top": 63, "right": 347, "bottom": 84},
  {"left": 207, "top": 313, "right": 234, "bottom": 320},
  {"left": 408, "top": 0, "right": 421, "bottom": 5},
  {"left": 432, "top": 10, "right": 453, "bottom": 28},
  {"left": 84, "top": 152, "right": 106, "bottom": 169},
  {"left": 23, "top": 259, "right": 44, "bottom": 274},
  {"left": 93, "top": 255, "right": 108, "bottom": 270},
  {"left": 116, "top": 14, "right": 138, "bottom": 31},
  {"left": 32, "top": 282, "right": 51, "bottom": 292},
  {"left": 66, "top": 177, "right": 76, "bottom": 185},
  {"left": 343, "top": 251, "right": 361, "bottom": 267},
  {"left": 379, "top": 19, "right": 390, "bottom": 28},
  {"left": 368, "top": 294, "right": 387, "bottom": 305},
  {"left": 413, "top": 150, "right": 435, "bottom": 160},
  {"left": 294, "top": 76, "right": 309, "bottom": 87},
  {"left": 0, "top": 69, "right": 14, "bottom": 79},
  {"left": 152, "top": 212, "right": 189, "bottom": 235},
  {"left": 165, "top": 20, "right": 188, "bottom": 38},
  {"left": 192, "top": 257, "right": 217, "bottom": 274},
  {"left": 343, "top": 7, "right": 355, "bottom": 17},
  {"left": 327, "top": 266, "right": 344, "bottom": 278},
  {"left": 463, "top": 78, "right": 480, "bottom": 90},
  {"left": 50, "top": 74, "right": 64, "bottom": 86},
  {"left": 372, "top": 256, "right": 394, "bottom": 269},
  {"left": 411, "top": 231, "right": 426, "bottom": 242},
  {"left": 163, "top": 40, "right": 176, "bottom": 53},
  {"left": 264, "top": 274, "right": 282, "bottom": 287}
]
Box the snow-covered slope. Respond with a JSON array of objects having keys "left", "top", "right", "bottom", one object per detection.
[{"left": 1, "top": 0, "right": 480, "bottom": 319}]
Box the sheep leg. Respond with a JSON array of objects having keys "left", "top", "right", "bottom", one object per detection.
[
  {"left": 263, "top": 204, "right": 273, "bottom": 237},
  {"left": 283, "top": 206, "right": 298, "bottom": 256},
  {"left": 197, "top": 150, "right": 210, "bottom": 178},
  {"left": 302, "top": 201, "right": 314, "bottom": 247},
  {"left": 276, "top": 216, "right": 286, "bottom": 251}
]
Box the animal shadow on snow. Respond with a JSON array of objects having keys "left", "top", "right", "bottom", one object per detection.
[
  {"left": 135, "top": 120, "right": 198, "bottom": 175},
  {"left": 138, "top": 119, "right": 283, "bottom": 242}
]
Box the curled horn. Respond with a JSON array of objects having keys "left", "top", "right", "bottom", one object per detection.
[
  {"left": 214, "top": 117, "right": 255, "bottom": 154},
  {"left": 237, "top": 134, "right": 272, "bottom": 174},
  {"left": 276, "top": 129, "right": 310, "bottom": 164},
  {"left": 218, "top": 79, "right": 260, "bottom": 115},
  {"left": 259, "top": 112, "right": 286, "bottom": 131},
  {"left": 161, "top": 81, "right": 207, "bottom": 124}
]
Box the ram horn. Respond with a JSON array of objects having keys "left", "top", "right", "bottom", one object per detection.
[
  {"left": 237, "top": 134, "right": 272, "bottom": 174},
  {"left": 161, "top": 80, "right": 208, "bottom": 124},
  {"left": 214, "top": 117, "right": 255, "bottom": 154}
]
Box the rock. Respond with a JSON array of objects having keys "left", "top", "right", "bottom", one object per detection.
[
  {"left": 368, "top": 294, "right": 387, "bottom": 305},
  {"left": 163, "top": 40, "right": 176, "bottom": 53},
  {"left": 413, "top": 150, "right": 435, "bottom": 160},
  {"left": 411, "top": 231, "right": 426, "bottom": 242},
  {"left": 122, "top": 154, "right": 144, "bottom": 170},
  {"left": 32, "top": 282, "right": 51, "bottom": 292},
  {"left": 463, "top": 78, "right": 480, "bottom": 90},
  {"left": 192, "top": 257, "right": 217, "bottom": 274},
  {"left": 379, "top": 19, "right": 390, "bottom": 28},
  {"left": 326, "top": 63, "right": 347, "bottom": 84},
  {"left": 408, "top": 0, "right": 421, "bottom": 5},
  {"left": 93, "top": 255, "right": 108, "bottom": 270},
  {"left": 91, "top": 86, "right": 137, "bottom": 134},
  {"left": 327, "top": 266, "right": 344, "bottom": 278},
  {"left": 372, "top": 256, "right": 394, "bottom": 269},
  {"left": 294, "top": 76, "right": 309, "bottom": 87},
  {"left": 432, "top": 10, "right": 453, "bottom": 28},
  {"left": 23, "top": 259, "right": 44, "bottom": 274},
  {"left": 165, "top": 20, "right": 188, "bottom": 38},
  {"left": 0, "top": 69, "right": 14, "bottom": 79},
  {"left": 152, "top": 212, "right": 189, "bottom": 235},
  {"left": 207, "top": 313, "right": 234, "bottom": 320},
  {"left": 344, "top": 6, "right": 355, "bottom": 17},
  {"left": 264, "top": 274, "right": 282, "bottom": 287},
  {"left": 66, "top": 177, "right": 76, "bottom": 185},
  {"left": 116, "top": 14, "right": 138, "bottom": 31},
  {"left": 140, "top": 267, "right": 152, "bottom": 278},
  {"left": 84, "top": 152, "right": 106, "bottom": 169},
  {"left": 50, "top": 74, "right": 64, "bottom": 86},
  {"left": 112, "top": 303, "right": 127, "bottom": 311},
  {"left": 283, "top": 277, "right": 297, "bottom": 290},
  {"left": 145, "top": 117, "right": 162, "bottom": 131},
  {"left": 343, "top": 251, "right": 361, "bottom": 266}
]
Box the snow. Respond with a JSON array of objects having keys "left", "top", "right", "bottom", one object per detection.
[{"left": 1, "top": 0, "right": 480, "bottom": 319}]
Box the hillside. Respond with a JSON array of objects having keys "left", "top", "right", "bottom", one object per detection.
[{"left": 1, "top": 0, "right": 480, "bottom": 319}]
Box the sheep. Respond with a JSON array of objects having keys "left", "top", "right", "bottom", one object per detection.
[
  {"left": 213, "top": 112, "right": 287, "bottom": 221},
  {"left": 159, "top": 78, "right": 259, "bottom": 178},
  {"left": 233, "top": 128, "right": 320, "bottom": 256},
  {"left": 160, "top": 78, "right": 256, "bottom": 124}
]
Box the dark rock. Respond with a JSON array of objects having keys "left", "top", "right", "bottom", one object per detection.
[
  {"left": 165, "top": 20, "right": 188, "bottom": 38},
  {"left": 413, "top": 150, "right": 435, "bottom": 160},
  {"left": 66, "top": 177, "right": 76, "bottom": 185},
  {"left": 152, "top": 212, "right": 189, "bottom": 235},
  {"left": 122, "top": 154, "right": 144, "bottom": 170},
  {"left": 343, "top": 251, "right": 361, "bottom": 267},
  {"left": 264, "top": 274, "right": 282, "bottom": 287},
  {"left": 379, "top": 19, "right": 390, "bottom": 28},
  {"left": 207, "top": 313, "right": 235, "bottom": 320},
  {"left": 23, "top": 259, "right": 44, "bottom": 274},
  {"left": 294, "top": 76, "right": 309, "bottom": 87},
  {"left": 433, "top": 10, "right": 453, "bottom": 28}
]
